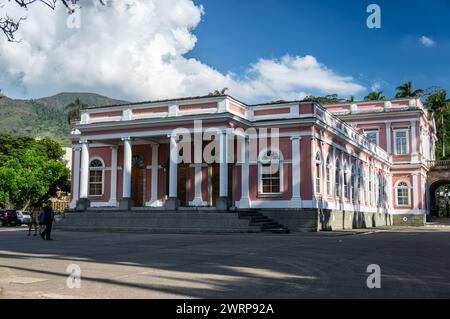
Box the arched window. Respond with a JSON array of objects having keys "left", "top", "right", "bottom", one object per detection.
[
  {"left": 89, "top": 158, "right": 104, "bottom": 196},
  {"left": 351, "top": 165, "right": 356, "bottom": 202},
  {"left": 315, "top": 152, "right": 322, "bottom": 195},
  {"left": 343, "top": 162, "right": 349, "bottom": 199},
  {"left": 360, "top": 167, "right": 365, "bottom": 202},
  {"left": 395, "top": 181, "right": 411, "bottom": 207},
  {"left": 326, "top": 155, "right": 332, "bottom": 196},
  {"left": 335, "top": 159, "right": 341, "bottom": 197},
  {"left": 258, "top": 148, "right": 283, "bottom": 195}
]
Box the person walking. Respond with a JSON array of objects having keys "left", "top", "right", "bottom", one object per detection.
[
  {"left": 41, "top": 202, "right": 55, "bottom": 241},
  {"left": 28, "top": 204, "right": 40, "bottom": 236}
]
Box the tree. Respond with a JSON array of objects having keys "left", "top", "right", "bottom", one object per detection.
[
  {"left": 208, "top": 88, "right": 229, "bottom": 96},
  {"left": 364, "top": 91, "right": 385, "bottom": 101},
  {"left": 395, "top": 81, "right": 424, "bottom": 98},
  {"left": 66, "top": 98, "right": 89, "bottom": 124},
  {"left": 1, "top": 0, "right": 105, "bottom": 42},
  {"left": 0, "top": 134, "right": 69, "bottom": 210},
  {"left": 425, "top": 90, "right": 450, "bottom": 159},
  {"left": 303, "top": 94, "right": 344, "bottom": 105},
  {"left": 346, "top": 96, "right": 355, "bottom": 103},
  {"left": 0, "top": 89, "right": 4, "bottom": 99}
]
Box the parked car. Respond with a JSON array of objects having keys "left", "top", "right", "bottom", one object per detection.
[
  {"left": 0, "top": 210, "right": 19, "bottom": 226},
  {"left": 16, "top": 211, "right": 31, "bottom": 226}
]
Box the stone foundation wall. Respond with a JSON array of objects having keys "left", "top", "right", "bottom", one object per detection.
[
  {"left": 392, "top": 214, "right": 426, "bottom": 227},
  {"left": 261, "top": 209, "right": 396, "bottom": 232},
  {"left": 261, "top": 209, "right": 319, "bottom": 232}
]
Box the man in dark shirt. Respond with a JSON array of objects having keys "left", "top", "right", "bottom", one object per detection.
[{"left": 40, "top": 203, "right": 54, "bottom": 240}]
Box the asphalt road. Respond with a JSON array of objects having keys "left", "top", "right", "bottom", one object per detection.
[{"left": 0, "top": 226, "right": 450, "bottom": 299}]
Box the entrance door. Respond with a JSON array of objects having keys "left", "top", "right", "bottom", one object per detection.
[
  {"left": 210, "top": 164, "right": 220, "bottom": 206},
  {"left": 131, "top": 154, "right": 145, "bottom": 207},
  {"left": 177, "top": 164, "right": 188, "bottom": 207}
]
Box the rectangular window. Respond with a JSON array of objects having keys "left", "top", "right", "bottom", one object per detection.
[
  {"left": 394, "top": 130, "right": 409, "bottom": 155},
  {"left": 397, "top": 189, "right": 409, "bottom": 206},
  {"left": 261, "top": 163, "right": 281, "bottom": 194},
  {"left": 89, "top": 170, "right": 103, "bottom": 196},
  {"left": 365, "top": 130, "right": 379, "bottom": 146}
]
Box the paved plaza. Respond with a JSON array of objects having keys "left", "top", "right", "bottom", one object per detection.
[{"left": 1, "top": 226, "right": 450, "bottom": 299}]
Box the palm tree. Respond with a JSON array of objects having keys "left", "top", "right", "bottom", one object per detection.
[
  {"left": 66, "top": 98, "right": 89, "bottom": 124},
  {"left": 395, "top": 81, "right": 424, "bottom": 98},
  {"left": 426, "top": 90, "right": 450, "bottom": 158},
  {"left": 208, "top": 88, "right": 228, "bottom": 96},
  {"left": 0, "top": 89, "right": 4, "bottom": 99},
  {"left": 364, "top": 91, "right": 385, "bottom": 101}
]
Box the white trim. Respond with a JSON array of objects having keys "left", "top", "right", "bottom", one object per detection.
[
  {"left": 393, "top": 128, "right": 409, "bottom": 155},
  {"left": 88, "top": 156, "right": 105, "bottom": 197},
  {"left": 394, "top": 180, "right": 411, "bottom": 207},
  {"left": 257, "top": 147, "right": 284, "bottom": 196},
  {"left": 364, "top": 129, "right": 380, "bottom": 146}
]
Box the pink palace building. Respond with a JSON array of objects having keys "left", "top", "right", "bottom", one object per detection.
[{"left": 68, "top": 95, "right": 437, "bottom": 232}]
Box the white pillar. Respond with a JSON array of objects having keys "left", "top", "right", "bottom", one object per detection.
[
  {"left": 412, "top": 173, "right": 419, "bottom": 210},
  {"left": 219, "top": 131, "right": 229, "bottom": 198},
  {"left": 147, "top": 144, "right": 163, "bottom": 207},
  {"left": 169, "top": 135, "right": 178, "bottom": 198},
  {"left": 70, "top": 145, "right": 82, "bottom": 208},
  {"left": 122, "top": 137, "right": 132, "bottom": 199},
  {"left": 386, "top": 123, "right": 392, "bottom": 154},
  {"left": 237, "top": 136, "right": 250, "bottom": 208},
  {"left": 109, "top": 146, "right": 118, "bottom": 207},
  {"left": 79, "top": 141, "right": 90, "bottom": 199},
  {"left": 411, "top": 120, "right": 418, "bottom": 162},
  {"left": 291, "top": 136, "right": 302, "bottom": 206},
  {"left": 190, "top": 164, "right": 207, "bottom": 206}
]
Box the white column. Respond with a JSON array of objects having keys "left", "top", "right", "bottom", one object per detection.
[
  {"left": 122, "top": 137, "right": 132, "bottom": 199},
  {"left": 411, "top": 120, "right": 418, "bottom": 162},
  {"left": 291, "top": 136, "right": 302, "bottom": 206},
  {"left": 109, "top": 146, "right": 118, "bottom": 206},
  {"left": 79, "top": 141, "right": 90, "bottom": 199},
  {"left": 386, "top": 123, "right": 392, "bottom": 154},
  {"left": 190, "top": 164, "right": 207, "bottom": 206},
  {"left": 147, "top": 144, "right": 163, "bottom": 207},
  {"left": 219, "top": 131, "right": 228, "bottom": 198},
  {"left": 237, "top": 136, "right": 250, "bottom": 208},
  {"left": 412, "top": 173, "right": 419, "bottom": 210},
  {"left": 70, "top": 146, "right": 82, "bottom": 208},
  {"left": 169, "top": 135, "right": 178, "bottom": 198}
]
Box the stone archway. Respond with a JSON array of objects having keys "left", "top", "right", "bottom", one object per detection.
[{"left": 427, "top": 161, "right": 450, "bottom": 217}]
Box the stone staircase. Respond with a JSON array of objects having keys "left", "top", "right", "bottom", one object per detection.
[
  {"left": 238, "top": 210, "right": 290, "bottom": 234},
  {"left": 55, "top": 209, "right": 290, "bottom": 234}
]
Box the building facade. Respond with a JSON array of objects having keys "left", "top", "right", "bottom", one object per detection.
[{"left": 69, "top": 95, "right": 436, "bottom": 231}]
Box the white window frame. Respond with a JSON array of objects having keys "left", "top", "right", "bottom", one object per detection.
[
  {"left": 89, "top": 157, "right": 105, "bottom": 197},
  {"left": 258, "top": 148, "right": 284, "bottom": 196},
  {"left": 364, "top": 129, "right": 379, "bottom": 146},
  {"left": 315, "top": 151, "right": 322, "bottom": 195},
  {"left": 343, "top": 162, "right": 350, "bottom": 200},
  {"left": 394, "top": 129, "right": 409, "bottom": 155},
  {"left": 326, "top": 155, "right": 332, "bottom": 196},
  {"left": 335, "top": 159, "right": 341, "bottom": 198},
  {"left": 395, "top": 180, "right": 411, "bottom": 207}
]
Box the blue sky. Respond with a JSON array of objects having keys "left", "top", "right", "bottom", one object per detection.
[
  {"left": 0, "top": 0, "right": 449, "bottom": 102},
  {"left": 188, "top": 0, "right": 450, "bottom": 99}
]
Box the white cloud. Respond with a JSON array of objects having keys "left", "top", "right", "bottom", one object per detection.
[
  {"left": 420, "top": 36, "right": 435, "bottom": 47},
  {"left": 0, "top": 0, "right": 365, "bottom": 102},
  {"left": 371, "top": 81, "right": 381, "bottom": 92}
]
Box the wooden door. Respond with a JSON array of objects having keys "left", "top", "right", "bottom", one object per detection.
[
  {"left": 210, "top": 164, "right": 220, "bottom": 206},
  {"left": 131, "top": 165, "right": 144, "bottom": 207},
  {"left": 177, "top": 164, "right": 188, "bottom": 207}
]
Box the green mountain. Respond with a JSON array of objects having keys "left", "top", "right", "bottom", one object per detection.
[{"left": 0, "top": 92, "right": 127, "bottom": 146}]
